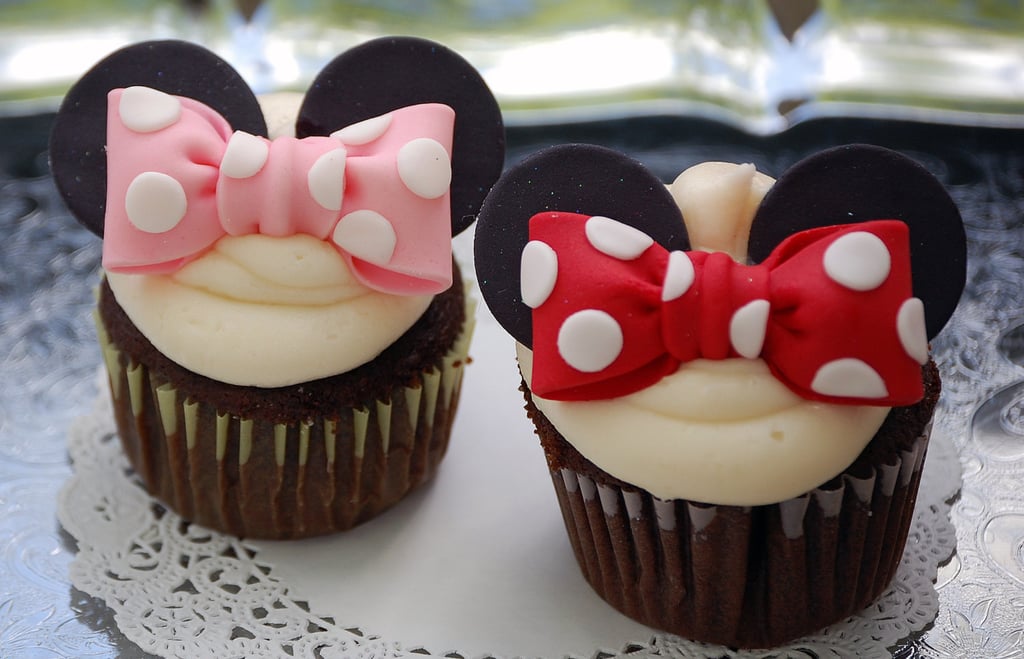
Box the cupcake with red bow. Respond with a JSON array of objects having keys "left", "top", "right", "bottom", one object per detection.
[
  {"left": 474, "top": 144, "right": 964, "bottom": 647},
  {"left": 51, "top": 38, "right": 504, "bottom": 538}
]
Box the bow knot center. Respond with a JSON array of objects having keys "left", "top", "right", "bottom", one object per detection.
[
  {"left": 218, "top": 133, "right": 346, "bottom": 238},
  {"left": 662, "top": 251, "right": 770, "bottom": 362}
]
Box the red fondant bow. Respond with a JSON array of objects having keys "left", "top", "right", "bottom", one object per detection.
[{"left": 526, "top": 212, "right": 927, "bottom": 405}]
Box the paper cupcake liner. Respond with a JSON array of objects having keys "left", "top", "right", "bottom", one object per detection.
[
  {"left": 546, "top": 429, "right": 930, "bottom": 649},
  {"left": 94, "top": 300, "right": 475, "bottom": 539}
]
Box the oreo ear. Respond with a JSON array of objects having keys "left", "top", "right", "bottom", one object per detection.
[
  {"left": 748, "top": 144, "right": 966, "bottom": 339},
  {"left": 49, "top": 40, "right": 266, "bottom": 237},
  {"left": 297, "top": 36, "right": 505, "bottom": 237},
  {"left": 475, "top": 144, "right": 687, "bottom": 347}
]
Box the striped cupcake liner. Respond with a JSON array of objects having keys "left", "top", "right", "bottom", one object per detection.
[
  {"left": 95, "top": 300, "right": 476, "bottom": 539},
  {"left": 546, "top": 429, "right": 930, "bottom": 649}
]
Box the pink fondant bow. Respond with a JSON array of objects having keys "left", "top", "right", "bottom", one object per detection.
[
  {"left": 525, "top": 212, "right": 928, "bottom": 405},
  {"left": 103, "top": 86, "right": 456, "bottom": 295}
]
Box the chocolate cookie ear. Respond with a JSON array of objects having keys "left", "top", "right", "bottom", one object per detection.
[
  {"left": 475, "top": 144, "right": 687, "bottom": 347},
  {"left": 49, "top": 40, "right": 266, "bottom": 237},
  {"left": 296, "top": 36, "right": 505, "bottom": 237},
  {"left": 748, "top": 144, "right": 966, "bottom": 339}
]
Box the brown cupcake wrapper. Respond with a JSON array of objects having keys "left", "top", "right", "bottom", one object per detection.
[
  {"left": 95, "top": 301, "right": 476, "bottom": 539},
  {"left": 547, "top": 428, "right": 930, "bottom": 649}
]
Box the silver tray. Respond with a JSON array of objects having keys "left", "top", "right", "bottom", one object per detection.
[{"left": 2, "top": 3, "right": 1024, "bottom": 656}]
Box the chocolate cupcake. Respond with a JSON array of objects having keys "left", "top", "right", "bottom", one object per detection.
[
  {"left": 51, "top": 38, "right": 505, "bottom": 538},
  {"left": 474, "top": 144, "right": 965, "bottom": 647}
]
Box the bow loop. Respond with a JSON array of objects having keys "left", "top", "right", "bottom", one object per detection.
[
  {"left": 524, "top": 213, "right": 672, "bottom": 401},
  {"left": 102, "top": 86, "right": 456, "bottom": 295},
  {"left": 526, "top": 212, "right": 926, "bottom": 406},
  {"left": 218, "top": 133, "right": 346, "bottom": 239},
  {"left": 104, "top": 90, "right": 230, "bottom": 273}
]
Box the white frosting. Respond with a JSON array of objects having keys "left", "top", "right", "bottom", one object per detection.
[
  {"left": 257, "top": 92, "right": 305, "bottom": 140},
  {"left": 520, "top": 348, "right": 889, "bottom": 505},
  {"left": 108, "top": 235, "right": 433, "bottom": 387},
  {"left": 669, "top": 161, "right": 774, "bottom": 261},
  {"left": 107, "top": 94, "right": 435, "bottom": 388},
  {"left": 528, "top": 161, "right": 894, "bottom": 505}
]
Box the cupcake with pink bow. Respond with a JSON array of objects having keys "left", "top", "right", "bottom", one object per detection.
[
  {"left": 51, "top": 37, "right": 504, "bottom": 538},
  {"left": 474, "top": 144, "right": 964, "bottom": 647}
]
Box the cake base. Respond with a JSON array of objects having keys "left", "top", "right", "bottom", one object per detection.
[
  {"left": 96, "top": 270, "right": 473, "bottom": 539},
  {"left": 523, "top": 361, "right": 939, "bottom": 649}
]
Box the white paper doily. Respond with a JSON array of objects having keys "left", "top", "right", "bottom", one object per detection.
[{"left": 57, "top": 300, "right": 960, "bottom": 659}]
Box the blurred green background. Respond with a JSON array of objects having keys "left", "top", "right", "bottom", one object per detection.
[{"left": 1, "top": 1, "right": 1021, "bottom": 130}]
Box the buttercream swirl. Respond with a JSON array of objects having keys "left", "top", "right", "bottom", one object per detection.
[
  {"left": 523, "top": 162, "right": 893, "bottom": 506},
  {"left": 520, "top": 349, "right": 888, "bottom": 504}
]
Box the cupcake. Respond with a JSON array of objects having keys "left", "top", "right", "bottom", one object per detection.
[
  {"left": 50, "top": 38, "right": 505, "bottom": 538},
  {"left": 474, "top": 144, "right": 965, "bottom": 647}
]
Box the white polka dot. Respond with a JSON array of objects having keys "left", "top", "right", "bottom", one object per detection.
[
  {"left": 118, "top": 86, "right": 181, "bottom": 133},
  {"left": 124, "top": 172, "right": 187, "bottom": 233},
  {"left": 220, "top": 131, "right": 269, "bottom": 179},
  {"left": 662, "top": 251, "right": 695, "bottom": 301},
  {"left": 330, "top": 113, "right": 393, "bottom": 145},
  {"left": 557, "top": 309, "right": 623, "bottom": 373},
  {"left": 729, "top": 299, "right": 770, "bottom": 359},
  {"left": 307, "top": 148, "right": 348, "bottom": 211},
  {"left": 521, "top": 240, "right": 558, "bottom": 309},
  {"left": 584, "top": 216, "right": 654, "bottom": 260},
  {"left": 823, "top": 231, "right": 892, "bottom": 291},
  {"left": 397, "top": 138, "right": 451, "bottom": 200},
  {"left": 811, "top": 359, "right": 889, "bottom": 399},
  {"left": 897, "top": 297, "right": 929, "bottom": 364},
  {"left": 332, "top": 210, "right": 396, "bottom": 266}
]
